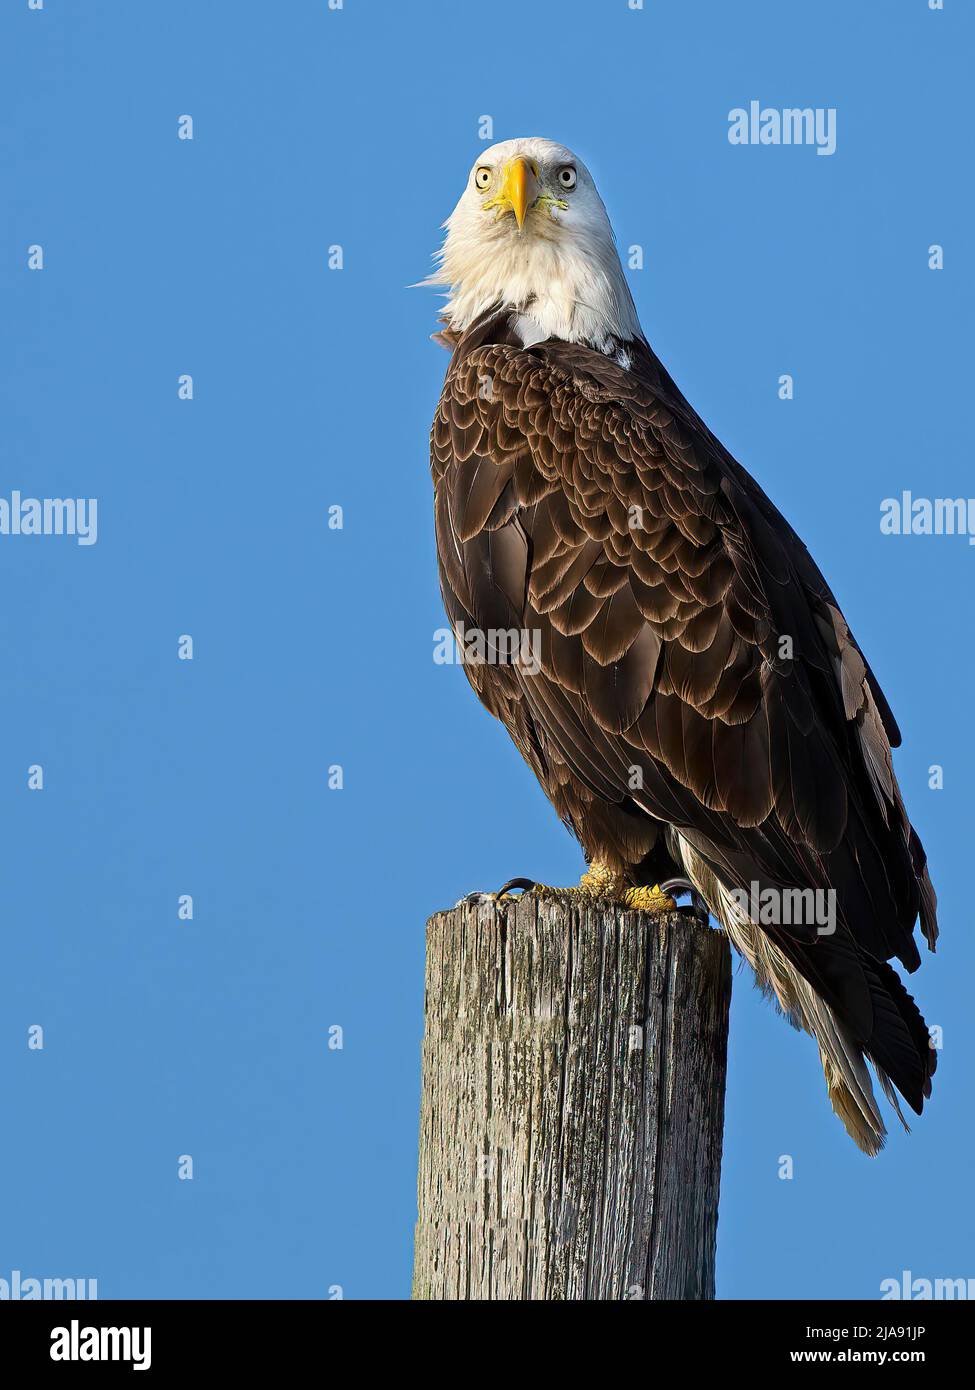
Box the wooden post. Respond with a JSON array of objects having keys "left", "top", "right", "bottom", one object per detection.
[{"left": 412, "top": 895, "right": 731, "bottom": 1301}]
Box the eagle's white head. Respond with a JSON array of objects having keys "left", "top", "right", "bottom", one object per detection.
[{"left": 430, "top": 137, "right": 643, "bottom": 355}]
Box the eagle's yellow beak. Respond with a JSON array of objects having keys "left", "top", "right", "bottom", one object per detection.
[{"left": 498, "top": 156, "right": 537, "bottom": 230}]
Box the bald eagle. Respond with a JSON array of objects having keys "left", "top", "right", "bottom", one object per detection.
[{"left": 427, "top": 137, "right": 937, "bottom": 1154}]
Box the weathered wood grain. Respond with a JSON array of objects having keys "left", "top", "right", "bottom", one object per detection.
[{"left": 412, "top": 896, "right": 731, "bottom": 1301}]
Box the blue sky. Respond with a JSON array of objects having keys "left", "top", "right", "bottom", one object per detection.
[{"left": 0, "top": 0, "right": 970, "bottom": 1300}]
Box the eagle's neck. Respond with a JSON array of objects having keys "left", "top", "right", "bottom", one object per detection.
[
  {"left": 444, "top": 308, "right": 648, "bottom": 382},
  {"left": 509, "top": 312, "right": 636, "bottom": 369},
  {"left": 437, "top": 226, "right": 642, "bottom": 357}
]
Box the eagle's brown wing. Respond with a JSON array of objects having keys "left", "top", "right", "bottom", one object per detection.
[{"left": 431, "top": 312, "right": 937, "bottom": 1136}]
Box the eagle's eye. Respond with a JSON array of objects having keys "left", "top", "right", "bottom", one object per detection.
[
  {"left": 556, "top": 166, "right": 577, "bottom": 191},
  {"left": 474, "top": 166, "right": 493, "bottom": 191}
]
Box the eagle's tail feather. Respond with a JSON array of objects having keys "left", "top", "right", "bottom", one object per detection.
[
  {"left": 725, "top": 910, "right": 888, "bottom": 1155},
  {"left": 858, "top": 952, "right": 937, "bottom": 1108},
  {"left": 673, "top": 835, "right": 937, "bottom": 1154}
]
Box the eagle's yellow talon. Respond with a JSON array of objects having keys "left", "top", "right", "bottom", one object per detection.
[
  {"left": 477, "top": 865, "right": 677, "bottom": 913},
  {"left": 620, "top": 884, "right": 678, "bottom": 914}
]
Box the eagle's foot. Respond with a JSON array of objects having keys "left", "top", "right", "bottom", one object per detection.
[
  {"left": 459, "top": 863, "right": 677, "bottom": 914},
  {"left": 619, "top": 884, "right": 679, "bottom": 913},
  {"left": 456, "top": 878, "right": 546, "bottom": 907},
  {"left": 458, "top": 876, "right": 573, "bottom": 906},
  {"left": 580, "top": 862, "right": 677, "bottom": 912}
]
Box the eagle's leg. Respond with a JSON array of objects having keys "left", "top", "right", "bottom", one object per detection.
[
  {"left": 479, "top": 861, "right": 677, "bottom": 913},
  {"left": 576, "top": 861, "right": 678, "bottom": 912}
]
